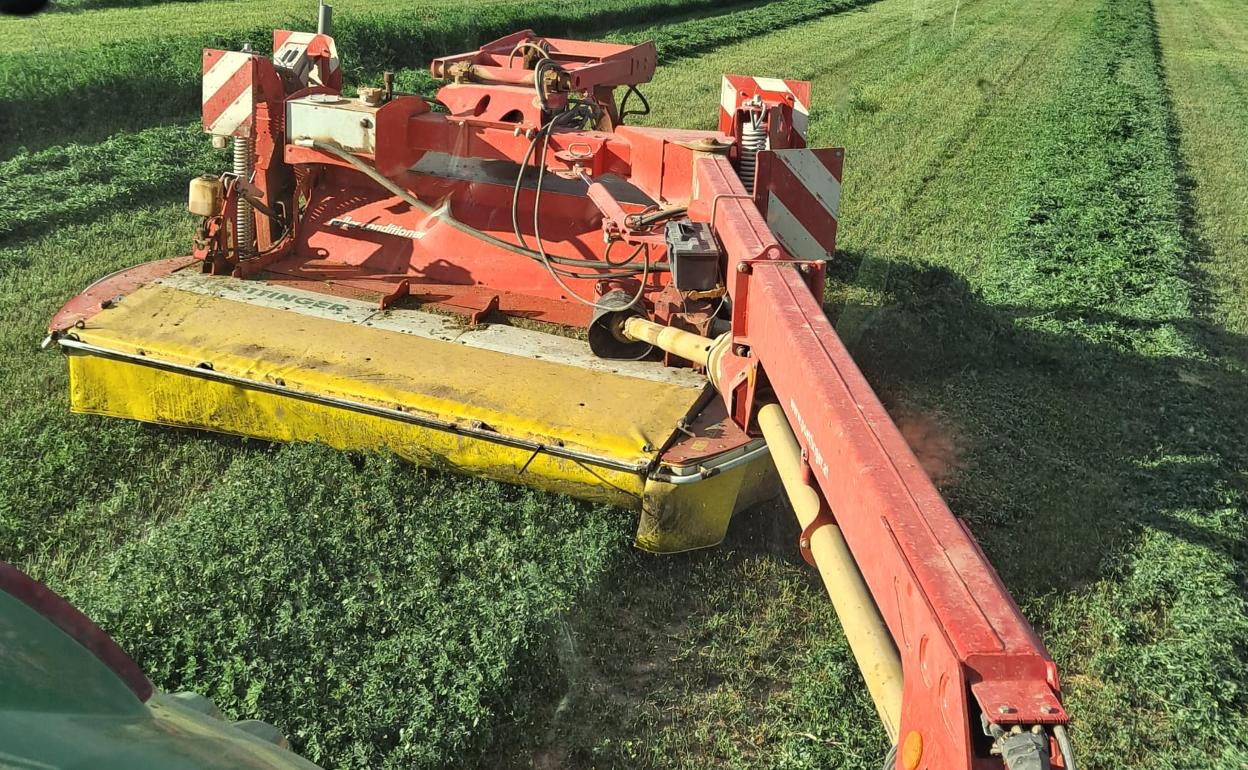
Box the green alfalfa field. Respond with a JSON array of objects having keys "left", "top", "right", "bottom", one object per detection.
[{"left": 1, "top": 0, "right": 1246, "bottom": 768}]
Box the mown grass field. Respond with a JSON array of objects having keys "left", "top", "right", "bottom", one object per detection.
[
  {"left": 1154, "top": 0, "right": 1248, "bottom": 335},
  {"left": 2, "top": 0, "right": 1247, "bottom": 769}
]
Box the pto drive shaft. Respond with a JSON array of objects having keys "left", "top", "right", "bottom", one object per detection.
[
  {"left": 621, "top": 318, "right": 904, "bottom": 738},
  {"left": 756, "top": 402, "right": 904, "bottom": 740}
]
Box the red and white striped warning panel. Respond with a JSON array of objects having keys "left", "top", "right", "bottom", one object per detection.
[
  {"left": 719, "top": 74, "right": 811, "bottom": 142},
  {"left": 202, "top": 50, "right": 257, "bottom": 138},
  {"left": 754, "top": 148, "right": 844, "bottom": 261}
]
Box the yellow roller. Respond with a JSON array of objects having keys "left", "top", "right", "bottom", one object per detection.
[
  {"left": 756, "top": 403, "right": 903, "bottom": 740},
  {"left": 622, "top": 316, "right": 720, "bottom": 366}
]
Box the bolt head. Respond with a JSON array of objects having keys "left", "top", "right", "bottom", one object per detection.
[
  {"left": 1040, "top": 706, "right": 1058, "bottom": 714},
  {"left": 997, "top": 705, "right": 1014, "bottom": 714},
  {"left": 799, "top": 263, "right": 812, "bottom": 274},
  {"left": 736, "top": 261, "right": 751, "bottom": 274},
  {"left": 799, "top": 537, "right": 811, "bottom": 550}
]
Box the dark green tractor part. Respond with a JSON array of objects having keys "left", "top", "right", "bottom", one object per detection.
[{"left": 0, "top": 563, "right": 325, "bottom": 770}]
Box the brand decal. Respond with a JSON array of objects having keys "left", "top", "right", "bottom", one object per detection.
[
  {"left": 328, "top": 214, "right": 427, "bottom": 240},
  {"left": 789, "top": 397, "right": 829, "bottom": 481},
  {"left": 230, "top": 284, "right": 351, "bottom": 313}
]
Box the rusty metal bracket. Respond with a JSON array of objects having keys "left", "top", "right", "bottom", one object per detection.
[
  {"left": 379, "top": 279, "right": 410, "bottom": 310},
  {"left": 797, "top": 503, "right": 836, "bottom": 568}
]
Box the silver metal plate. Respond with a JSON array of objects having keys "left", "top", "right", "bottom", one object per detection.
[{"left": 287, "top": 95, "right": 378, "bottom": 154}]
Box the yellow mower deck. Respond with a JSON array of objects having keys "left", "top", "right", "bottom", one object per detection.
[{"left": 58, "top": 269, "right": 775, "bottom": 551}]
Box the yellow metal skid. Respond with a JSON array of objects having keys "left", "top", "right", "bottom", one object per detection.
[{"left": 60, "top": 272, "right": 776, "bottom": 551}]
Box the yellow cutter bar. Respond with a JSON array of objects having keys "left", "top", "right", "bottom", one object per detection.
[
  {"left": 58, "top": 269, "right": 780, "bottom": 550},
  {"left": 62, "top": 271, "right": 709, "bottom": 505}
]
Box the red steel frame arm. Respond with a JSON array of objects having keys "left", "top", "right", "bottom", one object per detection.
[{"left": 693, "top": 156, "right": 1068, "bottom": 769}]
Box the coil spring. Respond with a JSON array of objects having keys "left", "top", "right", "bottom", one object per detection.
[
  {"left": 233, "top": 136, "right": 256, "bottom": 258},
  {"left": 738, "top": 114, "right": 767, "bottom": 192}
]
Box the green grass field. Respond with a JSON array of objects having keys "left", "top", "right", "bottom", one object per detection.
[
  {"left": 3, "top": 0, "right": 1247, "bottom": 768},
  {"left": 1154, "top": 0, "right": 1248, "bottom": 336}
]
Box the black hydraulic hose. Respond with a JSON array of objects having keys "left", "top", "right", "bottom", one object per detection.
[
  {"left": 619, "top": 84, "right": 650, "bottom": 124},
  {"left": 631, "top": 205, "right": 687, "bottom": 228}
]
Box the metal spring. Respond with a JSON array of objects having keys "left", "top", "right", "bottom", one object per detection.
[
  {"left": 738, "top": 115, "right": 767, "bottom": 192},
  {"left": 233, "top": 136, "right": 256, "bottom": 258}
]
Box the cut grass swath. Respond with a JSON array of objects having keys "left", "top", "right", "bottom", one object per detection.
[
  {"left": 983, "top": 0, "right": 1190, "bottom": 357},
  {"left": 1154, "top": 0, "right": 1248, "bottom": 338}
]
